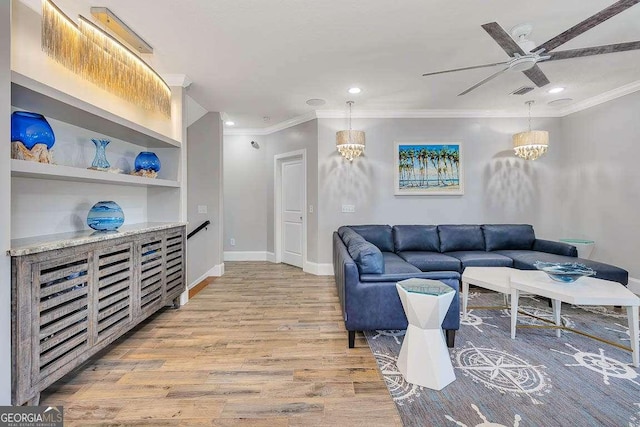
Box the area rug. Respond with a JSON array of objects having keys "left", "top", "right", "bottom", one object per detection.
[{"left": 365, "top": 291, "right": 640, "bottom": 427}]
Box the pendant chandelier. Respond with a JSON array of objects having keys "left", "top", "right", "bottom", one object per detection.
[
  {"left": 513, "top": 100, "right": 549, "bottom": 161},
  {"left": 336, "top": 101, "right": 365, "bottom": 161}
]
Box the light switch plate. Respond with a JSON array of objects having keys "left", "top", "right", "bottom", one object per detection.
[
  {"left": 342, "top": 204, "right": 355, "bottom": 213},
  {"left": 198, "top": 205, "right": 207, "bottom": 214}
]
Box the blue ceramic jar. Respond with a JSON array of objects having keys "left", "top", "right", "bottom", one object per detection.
[
  {"left": 87, "top": 201, "right": 125, "bottom": 231},
  {"left": 11, "top": 111, "right": 56, "bottom": 150},
  {"left": 134, "top": 152, "right": 161, "bottom": 172}
]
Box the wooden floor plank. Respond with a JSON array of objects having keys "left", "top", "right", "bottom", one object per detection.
[{"left": 41, "top": 261, "right": 401, "bottom": 425}]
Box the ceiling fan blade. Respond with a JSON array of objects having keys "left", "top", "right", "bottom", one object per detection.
[
  {"left": 534, "top": 0, "right": 640, "bottom": 53},
  {"left": 546, "top": 41, "right": 640, "bottom": 61},
  {"left": 481, "top": 22, "right": 525, "bottom": 57},
  {"left": 458, "top": 66, "right": 510, "bottom": 96},
  {"left": 422, "top": 61, "right": 509, "bottom": 77},
  {"left": 522, "top": 65, "right": 550, "bottom": 87}
]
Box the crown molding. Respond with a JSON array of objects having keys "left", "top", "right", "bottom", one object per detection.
[
  {"left": 557, "top": 80, "right": 640, "bottom": 116},
  {"left": 225, "top": 111, "right": 316, "bottom": 136},
  {"left": 162, "top": 74, "right": 192, "bottom": 88},
  {"left": 223, "top": 81, "right": 640, "bottom": 136}
]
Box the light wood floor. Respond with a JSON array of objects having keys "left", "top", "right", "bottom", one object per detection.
[{"left": 41, "top": 261, "right": 402, "bottom": 426}]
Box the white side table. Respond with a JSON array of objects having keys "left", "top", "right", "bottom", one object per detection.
[
  {"left": 396, "top": 278, "right": 456, "bottom": 390},
  {"left": 560, "top": 238, "right": 595, "bottom": 259}
]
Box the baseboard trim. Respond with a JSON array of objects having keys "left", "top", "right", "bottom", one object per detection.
[
  {"left": 266, "top": 252, "right": 276, "bottom": 263},
  {"left": 188, "top": 263, "right": 224, "bottom": 290},
  {"left": 304, "top": 261, "right": 334, "bottom": 276},
  {"left": 224, "top": 251, "right": 269, "bottom": 261},
  {"left": 189, "top": 277, "right": 214, "bottom": 299},
  {"left": 628, "top": 277, "right": 640, "bottom": 295}
]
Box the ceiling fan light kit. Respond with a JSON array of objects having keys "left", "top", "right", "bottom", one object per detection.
[
  {"left": 422, "top": 0, "right": 640, "bottom": 96},
  {"left": 513, "top": 100, "right": 548, "bottom": 161},
  {"left": 336, "top": 101, "right": 366, "bottom": 162}
]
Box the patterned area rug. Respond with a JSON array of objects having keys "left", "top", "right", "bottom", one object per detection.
[{"left": 365, "top": 291, "right": 640, "bottom": 427}]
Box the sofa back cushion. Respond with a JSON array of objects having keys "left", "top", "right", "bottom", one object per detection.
[
  {"left": 347, "top": 225, "right": 394, "bottom": 252},
  {"left": 438, "top": 225, "right": 485, "bottom": 252},
  {"left": 393, "top": 225, "right": 440, "bottom": 252},
  {"left": 338, "top": 227, "right": 384, "bottom": 274},
  {"left": 483, "top": 224, "right": 535, "bottom": 251}
]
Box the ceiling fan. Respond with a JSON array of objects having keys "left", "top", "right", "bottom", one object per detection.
[{"left": 423, "top": 0, "right": 640, "bottom": 96}]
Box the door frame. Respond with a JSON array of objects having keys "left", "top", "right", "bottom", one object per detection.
[{"left": 274, "top": 149, "right": 307, "bottom": 271}]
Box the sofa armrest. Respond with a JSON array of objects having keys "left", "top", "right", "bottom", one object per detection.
[{"left": 532, "top": 239, "right": 578, "bottom": 257}]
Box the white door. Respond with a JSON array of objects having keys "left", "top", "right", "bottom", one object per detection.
[{"left": 281, "top": 159, "right": 304, "bottom": 268}]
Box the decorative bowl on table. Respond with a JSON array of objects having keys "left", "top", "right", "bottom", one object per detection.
[{"left": 534, "top": 261, "right": 595, "bottom": 283}]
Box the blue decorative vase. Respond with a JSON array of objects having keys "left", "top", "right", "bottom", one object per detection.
[
  {"left": 134, "top": 151, "right": 161, "bottom": 172},
  {"left": 11, "top": 111, "right": 55, "bottom": 150},
  {"left": 91, "top": 139, "right": 111, "bottom": 169},
  {"left": 87, "top": 201, "right": 125, "bottom": 231}
]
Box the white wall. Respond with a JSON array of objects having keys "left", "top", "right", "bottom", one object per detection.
[
  {"left": 560, "top": 91, "right": 640, "bottom": 278},
  {"left": 316, "top": 116, "right": 564, "bottom": 264},
  {"left": 187, "top": 112, "right": 224, "bottom": 286},
  {"left": 223, "top": 136, "right": 268, "bottom": 253},
  {"left": 0, "top": 0, "right": 12, "bottom": 406},
  {"left": 265, "top": 120, "right": 319, "bottom": 263}
]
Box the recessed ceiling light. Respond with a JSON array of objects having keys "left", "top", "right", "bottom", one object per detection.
[
  {"left": 224, "top": 121, "right": 235, "bottom": 126},
  {"left": 306, "top": 98, "right": 326, "bottom": 106},
  {"left": 548, "top": 87, "right": 565, "bottom": 94},
  {"left": 348, "top": 87, "right": 361, "bottom": 94}
]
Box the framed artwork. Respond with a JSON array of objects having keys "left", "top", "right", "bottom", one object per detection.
[{"left": 394, "top": 142, "right": 463, "bottom": 195}]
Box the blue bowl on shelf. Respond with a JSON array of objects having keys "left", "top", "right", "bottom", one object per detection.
[
  {"left": 87, "top": 201, "right": 125, "bottom": 231},
  {"left": 534, "top": 261, "right": 596, "bottom": 283},
  {"left": 11, "top": 111, "right": 55, "bottom": 150},
  {"left": 134, "top": 151, "right": 161, "bottom": 172}
]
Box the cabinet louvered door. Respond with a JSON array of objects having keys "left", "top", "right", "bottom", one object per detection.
[
  {"left": 94, "top": 243, "right": 134, "bottom": 343},
  {"left": 164, "top": 231, "right": 185, "bottom": 301},
  {"left": 35, "top": 253, "right": 91, "bottom": 384},
  {"left": 138, "top": 236, "right": 164, "bottom": 316}
]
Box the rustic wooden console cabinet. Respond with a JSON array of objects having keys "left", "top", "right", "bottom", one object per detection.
[{"left": 10, "top": 223, "right": 186, "bottom": 405}]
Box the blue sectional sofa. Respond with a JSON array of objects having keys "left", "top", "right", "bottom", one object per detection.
[{"left": 333, "top": 224, "right": 628, "bottom": 348}]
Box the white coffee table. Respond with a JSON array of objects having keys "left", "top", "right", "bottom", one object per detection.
[
  {"left": 396, "top": 278, "right": 456, "bottom": 390},
  {"left": 461, "top": 267, "right": 517, "bottom": 320},
  {"left": 510, "top": 270, "right": 640, "bottom": 368}
]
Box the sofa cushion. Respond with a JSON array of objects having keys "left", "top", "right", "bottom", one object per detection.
[
  {"left": 494, "top": 250, "right": 629, "bottom": 285},
  {"left": 397, "top": 251, "right": 462, "bottom": 272},
  {"left": 393, "top": 225, "right": 440, "bottom": 252},
  {"left": 347, "top": 225, "right": 394, "bottom": 252},
  {"left": 438, "top": 225, "right": 485, "bottom": 252},
  {"left": 338, "top": 228, "right": 384, "bottom": 274},
  {"left": 360, "top": 270, "right": 461, "bottom": 283},
  {"left": 381, "top": 252, "right": 421, "bottom": 274},
  {"left": 483, "top": 224, "right": 535, "bottom": 251},
  {"left": 445, "top": 251, "right": 513, "bottom": 269}
]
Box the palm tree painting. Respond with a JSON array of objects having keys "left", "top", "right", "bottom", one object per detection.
[{"left": 394, "top": 142, "right": 463, "bottom": 195}]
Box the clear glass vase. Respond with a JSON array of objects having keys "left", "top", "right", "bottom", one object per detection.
[{"left": 91, "top": 138, "right": 111, "bottom": 169}]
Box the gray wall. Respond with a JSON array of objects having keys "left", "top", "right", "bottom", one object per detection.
[
  {"left": 316, "top": 116, "right": 564, "bottom": 264},
  {"left": 265, "top": 120, "right": 319, "bottom": 263},
  {"left": 223, "top": 136, "right": 268, "bottom": 252},
  {"left": 187, "top": 112, "right": 223, "bottom": 286},
  {"left": 560, "top": 91, "right": 640, "bottom": 278},
  {"left": 0, "top": 0, "right": 11, "bottom": 405}
]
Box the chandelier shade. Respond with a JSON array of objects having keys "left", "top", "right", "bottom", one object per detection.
[
  {"left": 513, "top": 130, "right": 549, "bottom": 161},
  {"left": 513, "top": 101, "right": 548, "bottom": 161},
  {"left": 336, "top": 101, "right": 365, "bottom": 161}
]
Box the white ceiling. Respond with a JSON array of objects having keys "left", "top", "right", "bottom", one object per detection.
[{"left": 24, "top": 0, "right": 640, "bottom": 128}]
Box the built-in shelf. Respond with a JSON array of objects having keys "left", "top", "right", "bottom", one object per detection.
[
  {"left": 11, "top": 159, "right": 180, "bottom": 188},
  {"left": 11, "top": 71, "right": 181, "bottom": 149}
]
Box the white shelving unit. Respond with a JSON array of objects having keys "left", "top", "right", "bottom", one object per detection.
[
  {"left": 11, "top": 160, "right": 180, "bottom": 188},
  {"left": 10, "top": 70, "right": 185, "bottom": 240}
]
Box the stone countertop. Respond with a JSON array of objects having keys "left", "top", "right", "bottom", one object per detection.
[{"left": 8, "top": 222, "right": 187, "bottom": 256}]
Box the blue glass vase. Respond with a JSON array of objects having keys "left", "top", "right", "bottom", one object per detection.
[
  {"left": 87, "top": 201, "right": 125, "bottom": 231},
  {"left": 134, "top": 151, "right": 161, "bottom": 172},
  {"left": 91, "top": 139, "right": 111, "bottom": 169},
  {"left": 11, "top": 111, "right": 55, "bottom": 150}
]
